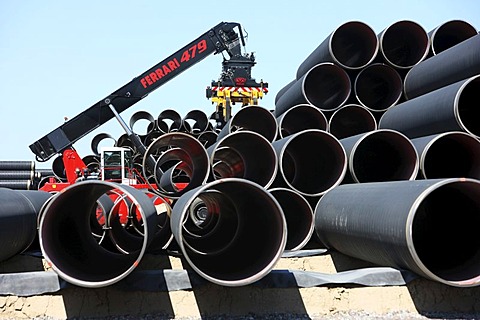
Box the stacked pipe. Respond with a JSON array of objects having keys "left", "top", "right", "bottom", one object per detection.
[
  {"left": 3, "top": 19, "right": 478, "bottom": 290},
  {"left": 274, "top": 19, "right": 480, "bottom": 287},
  {"left": 0, "top": 160, "right": 37, "bottom": 190}
]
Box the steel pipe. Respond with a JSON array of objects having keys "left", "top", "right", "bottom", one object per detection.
[
  {"left": 0, "top": 161, "right": 35, "bottom": 171},
  {"left": 411, "top": 131, "right": 480, "bottom": 180},
  {"left": 275, "top": 79, "right": 296, "bottom": 105},
  {"left": 275, "top": 63, "right": 351, "bottom": 116},
  {"left": 276, "top": 104, "right": 328, "bottom": 139},
  {"left": 296, "top": 21, "right": 378, "bottom": 79},
  {"left": 404, "top": 34, "right": 480, "bottom": 99},
  {"left": 182, "top": 109, "right": 209, "bottom": 135},
  {"left": 0, "top": 188, "right": 51, "bottom": 261},
  {"left": 328, "top": 104, "right": 377, "bottom": 139},
  {"left": 82, "top": 155, "right": 101, "bottom": 173},
  {"left": 208, "top": 131, "right": 277, "bottom": 188},
  {"left": 217, "top": 105, "right": 278, "bottom": 142},
  {"left": 157, "top": 109, "right": 183, "bottom": 133},
  {"left": 197, "top": 131, "right": 218, "bottom": 149},
  {"left": 143, "top": 132, "right": 210, "bottom": 199},
  {"left": 171, "top": 178, "right": 286, "bottom": 286},
  {"left": 39, "top": 180, "right": 158, "bottom": 288},
  {"left": 129, "top": 111, "right": 155, "bottom": 135},
  {"left": 354, "top": 63, "right": 403, "bottom": 112},
  {"left": 91, "top": 133, "right": 116, "bottom": 156},
  {"left": 378, "top": 20, "right": 429, "bottom": 69},
  {"left": 314, "top": 178, "right": 480, "bottom": 287},
  {"left": 269, "top": 188, "right": 314, "bottom": 251},
  {"left": 272, "top": 129, "right": 346, "bottom": 197},
  {"left": 340, "top": 129, "right": 419, "bottom": 183},
  {"left": 0, "top": 180, "right": 32, "bottom": 190},
  {"left": 379, "top": 75, "right": 480, "bottom": 139},
  {"left": 0, "top": 171, "right": 35, "bottom": 180},
  {"left": 428, "top": 20, "right": 478, "bottom": 56},
  {"left": 51, "top": 155, "right": 66, "bottom": 181}
]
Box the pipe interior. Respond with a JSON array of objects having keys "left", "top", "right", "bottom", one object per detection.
[
  {"left": 331, "top": 21, "right": 378, "bottom": 69},
  {"left": 270, "top": 189, "right": 313, "bottom": 251},
  {"left": 352, "top": 131, "right": 417, "bottom": 182},
  {"left": 381, "top": 21, "right": 429, "bottom": 68},
  {"left": 355, "top": 64, "right": 403, "bottom": 111},
  {"left": 40, "top": 184, "right": 142, "bottom": 283},
  {"left": 329, "top": 105, "right": 377, "bottom": 139},
  {"left": 282, "top": 131, "right": 345, "bottom": 195},
  {"left": 279, "top": 105, "right": 328, "bottom": 138},
  {"left": 422, "top": 134, "right": 480, "bottom": 179},
  {"left": 183, "top": 181, "right": 285, "bottom": 283},
  {"left": 431, "top": 21, "right": 478, "bottom": 55},
  {"left": 412, "top": 181, "right": 480, "bottom": 283},
  {"left": 458, "top": 77, "right": 480, "bottom": 138},
  {"left": 304, "top": 65, "right": 351, "bottom": 111},
  {"left": 231, "top": 107, "right": 277, "bottom": 142}
]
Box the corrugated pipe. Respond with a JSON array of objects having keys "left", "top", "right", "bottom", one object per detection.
[
  {"left": 0, "top": 171, "right": 36, "bottom": 180},
  {"left": 0, "top": 161, "right": 35, "bottom": 171},
  {"left": 314, "top": 178, "right": 480, "bottom": 287},
  {"left": 170, "top": 178, "right": 286, "bottom": 286}
]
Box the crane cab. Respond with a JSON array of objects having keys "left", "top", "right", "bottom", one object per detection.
[{"left": 100, "top": 147, "right": 137, "bottom": 185}]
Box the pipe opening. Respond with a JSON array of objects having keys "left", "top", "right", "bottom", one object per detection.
[
  {"left": 430, "top": 20, "right": 478, "bottom": 55},
  {"left": 226, "top": 106, "right": 278, "bottom": 142},
  {"left": 380, "top": 21, "right": 429, "bottom": 68},
  {"left": 329, "top": 104, "right": 377, "bottom": 139},
  {"left": 458, "top": 77, "right": 480, "bottom": 138},
  {"left": 422, "top": 133, "right": 480, "bottom": 179},
  {"left": 278, "top": 104, "right": 328, "bottom": 138},
  {"left": 330, "top": 21, "right": 378, "bottom": 69},
  {"left": 281, "top": 130, "right": 346, "bottom": 195},
  {"left": 304, "top": 64, "right": 351, "bottom": 111},
  {"left": 351, "top": 130, "right": 418, "bottom": 182},
  {"left": 176, "top": 179, "right": 286, "bottom": 285},
  {"left": 354, "top": 64, "right": 403, "bottom": 111},
  {"left": 412, "top": 181, "right": 480, "bottom": 284}
]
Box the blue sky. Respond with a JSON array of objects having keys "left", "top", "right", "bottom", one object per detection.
[{"left": 1, "top": 1, "right": 479, "bottom": 168}]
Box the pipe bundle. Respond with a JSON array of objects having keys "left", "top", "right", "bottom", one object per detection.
[{"left": 0, "top": 160, "right": 37, "bottom": 190}]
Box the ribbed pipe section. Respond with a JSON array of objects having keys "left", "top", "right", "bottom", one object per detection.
[
  {"left": 314, "top": 178, "right": 480, "bottom": 287},
  {"left": 0, "top": 161, "right": 35, "bottom": 171}
]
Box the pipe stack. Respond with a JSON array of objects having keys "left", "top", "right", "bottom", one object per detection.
[{"left": 0, "top": 161, "right": 37, "bottom": 190}]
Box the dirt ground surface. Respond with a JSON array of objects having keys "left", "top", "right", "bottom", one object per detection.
[{"left": 1, "top": 251, "right": 480, "bottom": 319}]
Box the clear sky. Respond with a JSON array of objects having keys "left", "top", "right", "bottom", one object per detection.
[{"left": 1, "top": 1, "right": 479, "bottom": 168}]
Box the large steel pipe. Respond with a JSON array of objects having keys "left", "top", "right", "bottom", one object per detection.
[
  {"left": 182, "top": 109, "right": 209, "bottom": 135},
  {"left": 0, "top": 161, "right": 35, "bottom": 171},
  {"left": 296, "top": 21, "right": 378, "bottom": 79},
  {"left": 275, "top": 79, "right": 296, "bottom": 105},
  {"left": 379, "top": 75, "right": 480, "bottom": 139},
  {"left": 129, "top": 111, "right": 155, "bottom": 135},
  {"left": 314, "top": 178, "right": 480, "bottom": 287},
  {"left": 208, "top": 131, "right": 277, "bottom": 188},
  {"left": 143, "top": 132, "right": 210, "bottom": 199},
  {"left": 171, "top": 178, "right": 286, "bottom": 286},
  {"left": 428, "top": 20, "right": 478, "bottom": 56},
  {"left": 217, "top": 105, "right": 278, "bottom": 142},
  {"left": 411, "top": 131, "right": 480, "bottom": 180},
  {"left": 197, "top": 131, "right": 218, "bottom": 149},
  {"left": 157, "top": 109, "right": 183, "bottom": 133},
  {"left": 354, "top": 63, "right": 403, "bottom": 112},
  {"left": 0, "top": 188, "right": 51, "bottom": 261},
  {"left": 404, "top": 34, "right": 480, "bottom": 99},
  {"left": 276, "top": 104, "right": 328, "bottom": 139},
  {"left": 275, "top": 63, "right": 351, "bottom": 116},
  {"left": 39, "top": 180, "right": 158, "bottom": 288},
  {"left": 328, "top": 104, "right": 377, "bottom": 139},
  {"left": 269, "top": 188, "right": 314, "bottom": 251},
  {"left": 340, "top": 129, "right": 419, "bottom": 183},
  {"left": 51, "top": 155, "right": 66, "bottom": 181},
  {"left": 378, "top": 20, "right": 429, "bottom": 69},
  {"left": 272, "top": 129, "right": 346, "bottom": 197},
  {"left": 91, "top": 133, "right": 117, "bottom": 156}
]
